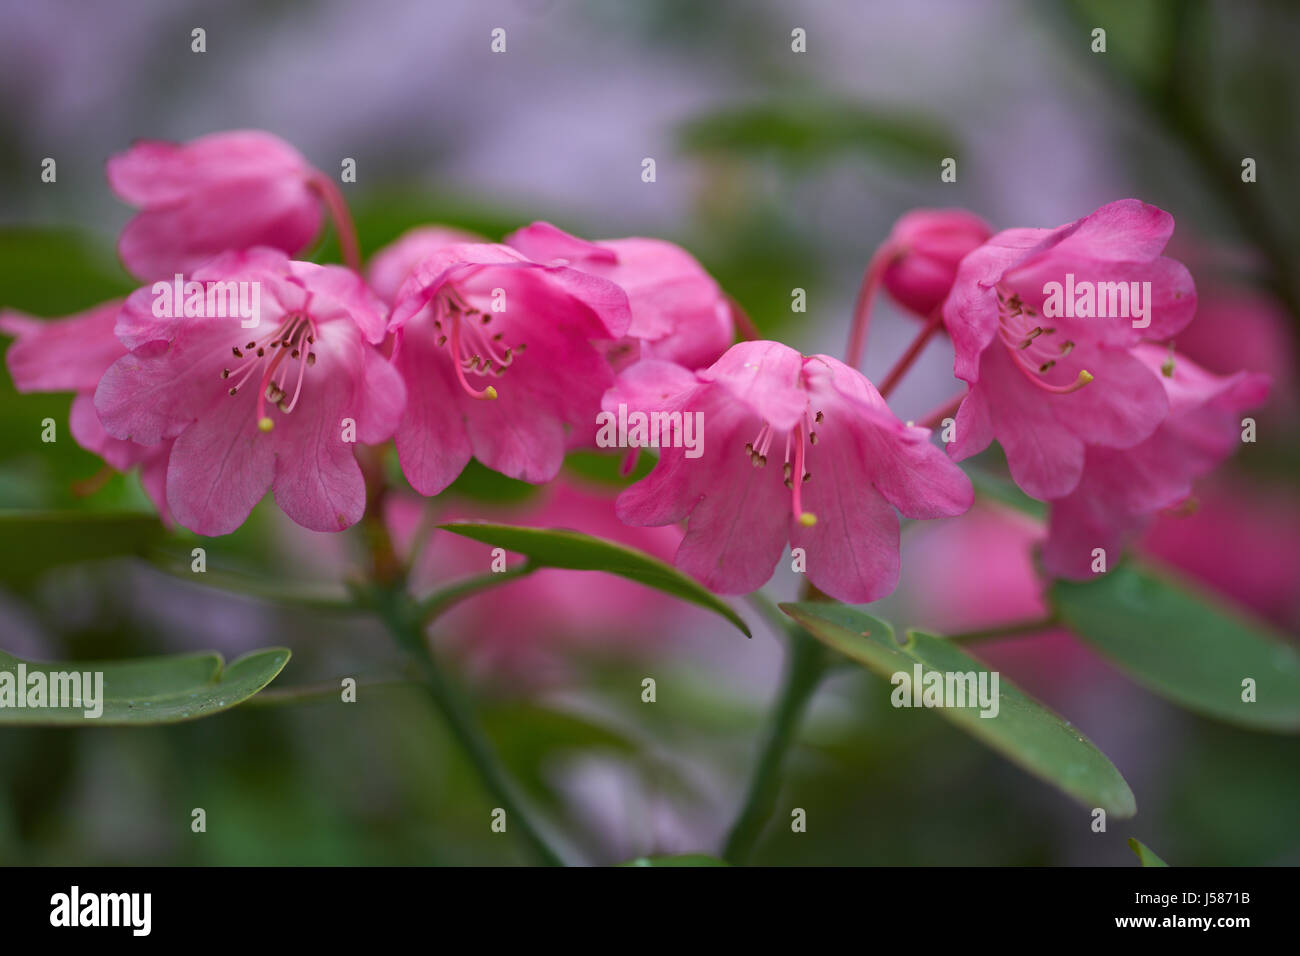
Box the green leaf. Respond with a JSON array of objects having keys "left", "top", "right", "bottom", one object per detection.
[
  {"left": 780, "top": 601, "right": 1136, "bottom": 817},
  {"left": 0, "top": 511, "right": 165, "bottom": 583},
  {"left": 618, "top": 854, "right": 729, "bottom": 867},
  {"left": 438, "top": 522, "right": 751, "bottom": 637},
  {"left": 678, "top": 99, "right": 958, "bottom": 171},
  {"left": 1051, "top": 563, "right": 1300, "bottom": 732},
  {"left": 1128, "top": 837, "right": 1170, "bottom": 867},
  {"left": 0, "top": 647, "right": 290, "bottom": 725}
]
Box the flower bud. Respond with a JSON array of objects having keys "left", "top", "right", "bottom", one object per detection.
[{"left": 881, "top": 209, "right": 991, "bottom": 317}]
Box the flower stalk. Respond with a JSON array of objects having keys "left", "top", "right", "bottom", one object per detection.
[{"left": 722, "top": 592, "right": 831, "bottom": 865}]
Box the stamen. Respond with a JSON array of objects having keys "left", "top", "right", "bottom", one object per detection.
[
  {"left": 224, "top": 311, "right": 322, "bottom": 431},
  {"left": 995, "top": 285, "right": 1093, "bottom": 395}
]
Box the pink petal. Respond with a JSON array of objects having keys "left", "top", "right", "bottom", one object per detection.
[
  {"left": 165, "top": 388, "right": 275, "bottom": 535},
  {"left": 367, "top": 225, "right": 488, "bottom": 304},
  {"left": 699, "top": 340, "right": 807, "bottom": 430},
  {"left": 2, "top": 301, "right": 125, "bottom": 392},
  {"left": 944, "top": 227, "right": 1052, "bottom": 382},
  {"left": 392, "top": 323, "right": 473, "bottom": 495}
]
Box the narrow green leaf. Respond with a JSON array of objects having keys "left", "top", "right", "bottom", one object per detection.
[
  {"left": 1051, "top": 563, "right": 1300, "bottom": 732},
  {"left": 780, "top": 601, "right": 1136, "bottom": 817},
  {"left": 438, "top": 522, "right": 750, "bottom": 637},
  {"left": 0, "top": 511, "right": 164, "bottom": 583},
  {"left": 1128, "top": 837, "right": 1170, "bottom": 867},
  {"left": 0, "top": 647, "right": 290, "bottom": 725},
  {"left": 618, "top": 854, "right": 729, "bottom": 867}
]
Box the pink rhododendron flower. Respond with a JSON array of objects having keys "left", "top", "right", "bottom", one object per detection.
[
  {"left": 1142, "top": 477, "right": 1300, "bottom": 629},
  {"left": 1042, "top": 346, "right": 1269, "bottom": 579},
  {"left": 367, "top": 225, "right": 488, "bottom": 304},
  {"left": 613, "top": 340, "right": 973, "bottom": 602},
  {"left": 1, "top": 301, "right": 173, "bottom": 516},
  {"left": 507, "top": 221, "right": 734, "bottom": 371},
  {"left": 108, "top": 130, "right": 328, "bottom": 281},
  {"left": 386, "top": 481, "right": 691, "bottom": 680},
  {"left": 880, "top": 208, "right": 992, "bottom": 318},
  {"left": 1173, "top": 288, "right": 1297, "bottom": 427},
  {"left": 944, "top": 199, "right": 1197, "bottom": 500},
  {"left": 94, "top": 248, "right": 404, "bottom": 535},
  {"left": 387, "top": 242, "right": 631, "bottom": 495}
]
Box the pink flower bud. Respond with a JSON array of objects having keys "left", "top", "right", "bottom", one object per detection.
[{"left": 881, "top": 208, "right": 992, "bottom": 318}]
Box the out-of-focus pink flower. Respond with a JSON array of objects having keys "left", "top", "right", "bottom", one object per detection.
[
  {"left": 388, "top": 481, "right": 689, "bottom": 678},
  {"left": 94, "top": 249, "right": 404, "bottom": 535},
  {"left": 1142, "top": 477, "right": 1300, "bottom": 629},
  {"left": 945, "top": 199, "right": 1197, "bottom": 500},
  {"left": 614, "top": 341, "right": 972, "bottom": 602},
  {"left": 1, "top": 301, "right": 173, "bottom": 517},
  {"left": 506, "top": 221, "right": 733, "bottom": 371},
  {"left": 387, "top": 242, "right": 631, "bottom": 495},
  {"left": 108, "top": 130, "right": 327, "bottom": 281},
  {"left": 367, "top": 225, "right": 488, "bottom": 304},
  {"left": 1173, "top": 288, "right": 1298, "bottom": 426},
  {"left": 1042, "top": 347, "right": 1269, "bottom": 579},
  {"left": 880, "top": 208, "right": 992, "bottom": 318}
]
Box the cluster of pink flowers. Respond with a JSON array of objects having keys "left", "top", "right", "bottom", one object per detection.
[{"left": 2, "top": 130, "right": 1270, "bottom": 605}]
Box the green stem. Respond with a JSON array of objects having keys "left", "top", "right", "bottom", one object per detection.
[
  {"left": 722, "top": 624, "right": 830, "bottom": 864},
  {"left": 419, "top": 563, "right": 537, "bottom": 625},
  {"left": 368, "top": 585, "right": 567, "bottom": 866}
]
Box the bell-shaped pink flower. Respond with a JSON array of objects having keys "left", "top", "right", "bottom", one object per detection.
[
  {"left": 387, "top": 242, "right": 631, "bottom": 495},
  {"left": 613, "top": 340, "right": 973, "bottom": 602},
  {"left": 881, "top": 208, "right": 992, "bottom": 318},
  {"left": 2, "top": 301, "right": 173, "bottom": 516},
  {"left": 945, "top": 199, "right": 1198, "bottom": 499},
  {"left": 1042, "top": 346, "right": 1269, "bottom": 579},
  {"left": 94, "top": 248, "right": 405, "bottom": 535},
  {"left": 108, "top": 130, "right": 328, "bottom": 281},
  {"left": 506, "top": 221, "right": 734, "bottom": 371}
]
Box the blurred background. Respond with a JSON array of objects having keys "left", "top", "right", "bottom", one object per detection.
[{"left": 1, "top": 0, "right": 1297, "bottom": 865}]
